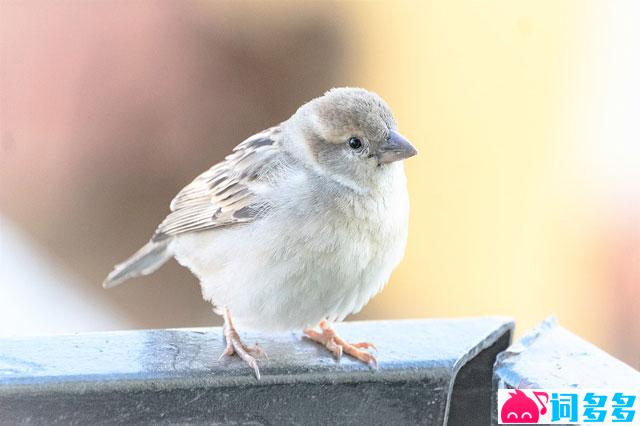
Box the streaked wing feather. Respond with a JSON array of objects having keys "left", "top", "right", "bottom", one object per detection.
[{"left": 153, "top": 127, "right": 281, "bottom": 241}]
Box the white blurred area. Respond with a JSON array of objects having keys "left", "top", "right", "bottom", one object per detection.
[
  {"left": 587, "top": 2, "right": 640, "bottom": 212},
  {"left": 0, "top": 217, "right": 130, "bottom": 336},
  {"left": 583, "top": 1, "right": 640, "bottom": 358}
]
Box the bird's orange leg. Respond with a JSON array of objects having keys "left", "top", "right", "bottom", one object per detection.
[
  {"left": 304, "top": 320, "right": 378, "bottom": 369},
  {"left": 219, "top": 306, "right": 265, "bottom": 379}
]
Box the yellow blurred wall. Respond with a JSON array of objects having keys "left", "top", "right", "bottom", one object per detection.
[{"left": 346, "top": 1, "right": 639, "bottom": 365}]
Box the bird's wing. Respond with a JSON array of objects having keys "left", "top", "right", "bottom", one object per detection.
[{"left": 152, "top": 126, "right": 283, "bottom": 241}]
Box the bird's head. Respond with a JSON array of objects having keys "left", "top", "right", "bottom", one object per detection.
[{"left": 285, "top": 87, "right": 417, "bottom": 190}]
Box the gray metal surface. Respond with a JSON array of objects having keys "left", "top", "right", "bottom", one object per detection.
[
  {"left": 492, "top": 317, "right": 640, "bottom": 425},
  {"left": 0, "top": 318, "right": 513, "bottom": 425}
]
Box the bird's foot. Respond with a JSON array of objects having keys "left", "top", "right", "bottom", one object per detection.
[
  {"left": 304, "top": 320, "right": 378, "bottom": 369},
  {"left": 219, "top": 307, "right": 265, "bottom": 380}
]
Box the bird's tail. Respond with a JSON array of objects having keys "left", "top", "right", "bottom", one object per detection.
[{"left": 103, "top": 239, "right": 172, "bottom": 289}]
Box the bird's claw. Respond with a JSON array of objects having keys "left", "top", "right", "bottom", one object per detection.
[
  {"left": 218, "top": 343, "right": 234, "bottom": 360},
  {"left": 221, "top": 307, "right": 263, "bottom": 380},
  {"left": 352, "top": 342, "right": 377, "bottom": 351},
  {"left": 304, "top": 320, "right": 378, "bottom": 370},
  {"left": 248, "top": 358, "right": 261, "bottom": 381}
]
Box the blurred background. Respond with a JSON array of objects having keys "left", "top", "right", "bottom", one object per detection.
[{"left": 1, "top": 1, "right": 638, "bottom": 367}]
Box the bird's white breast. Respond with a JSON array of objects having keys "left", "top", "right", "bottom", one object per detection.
[{"left": 171, "top": 164, "right": 409, "bottom": 331}]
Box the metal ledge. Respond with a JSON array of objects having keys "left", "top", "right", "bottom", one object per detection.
[
  {"left": 0, "top": 318, "right": 513, "bottom": 425},
  {"left": 492, "top": 317, "right": 640, "bottom": 425}
]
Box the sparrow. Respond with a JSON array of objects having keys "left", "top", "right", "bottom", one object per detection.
[{"left": 103, "top": 87, "right": 417, "bottom": 379}]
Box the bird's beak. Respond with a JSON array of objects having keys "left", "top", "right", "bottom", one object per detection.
[{"left": 377, "top": 130, "right": 418, "bottom": 164}]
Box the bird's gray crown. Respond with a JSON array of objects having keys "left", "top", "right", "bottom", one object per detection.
[{"left": 297, "top": 88, "right": 397, "bottom": 144}]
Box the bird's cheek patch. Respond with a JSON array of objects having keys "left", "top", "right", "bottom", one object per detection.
[{"left": 306, "top": 130, "right": 343, "bottom": 165}]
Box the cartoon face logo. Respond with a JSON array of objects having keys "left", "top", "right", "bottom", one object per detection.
[{"left": 501, "top": 389, "right": 548, "bottom": 423}]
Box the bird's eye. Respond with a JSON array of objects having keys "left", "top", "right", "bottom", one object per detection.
[{"left": 348, "top": 137, "right": 362, "bottom": 150}]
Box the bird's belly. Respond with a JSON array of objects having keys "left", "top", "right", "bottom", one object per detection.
[{"left": 171, "top": 184, "right": 408, "bottom": 332}]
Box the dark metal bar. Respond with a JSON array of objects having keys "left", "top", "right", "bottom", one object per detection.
[{"left": 1, "top": 318, "right": 513, "bottom": 425}]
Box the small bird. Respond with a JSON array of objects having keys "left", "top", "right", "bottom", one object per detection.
[{"left": 104, "top": 88, "right": 417, "bottom": 379}]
